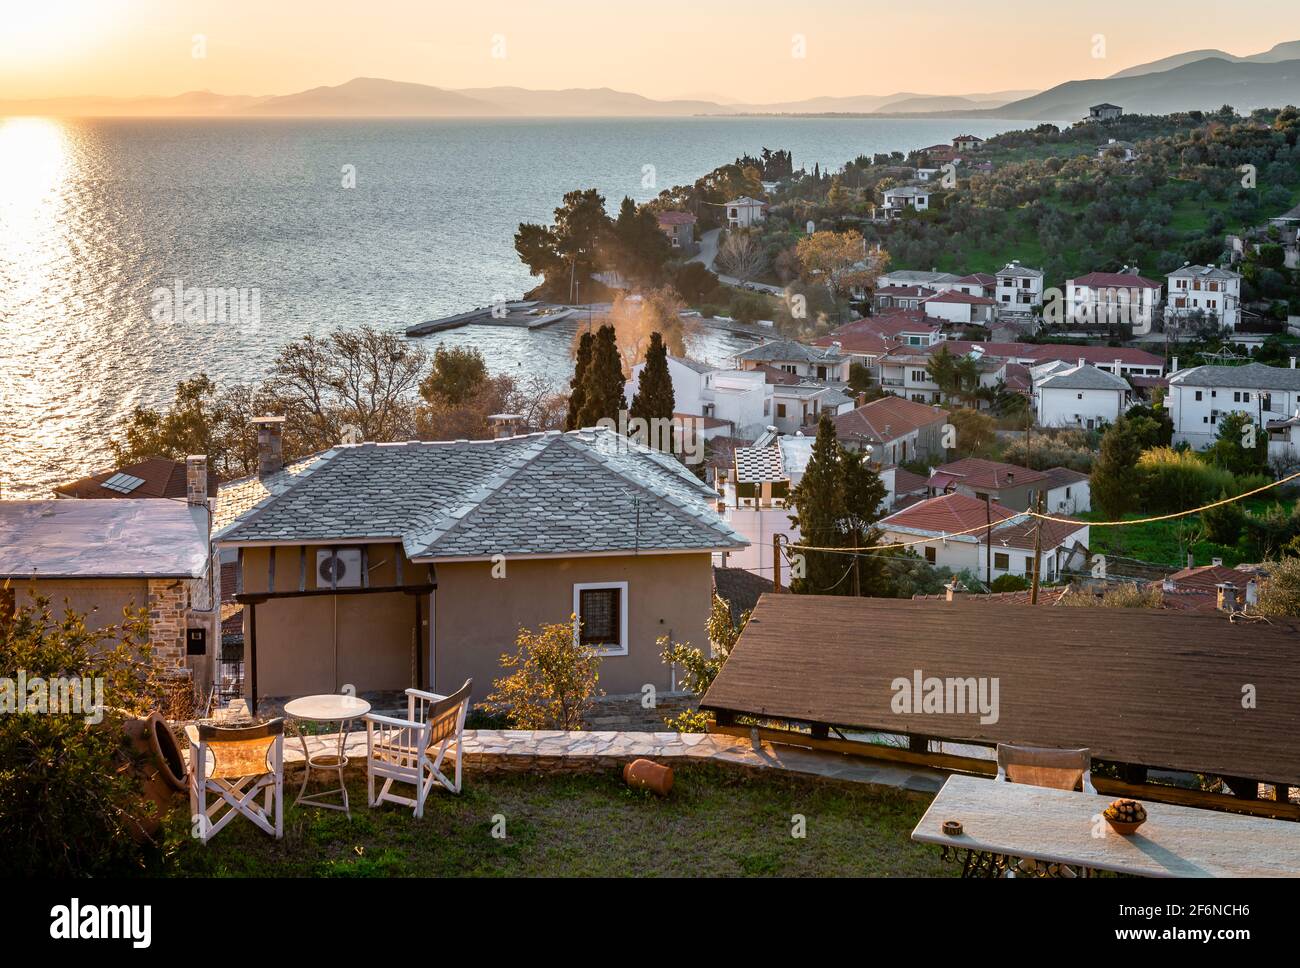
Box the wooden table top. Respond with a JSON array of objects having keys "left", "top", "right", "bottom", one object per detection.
[{"left": 912, "top": 774, "right": 1300, "bottom": 878}]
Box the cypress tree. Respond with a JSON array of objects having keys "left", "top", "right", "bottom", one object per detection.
[
  {"left": 629, "top": 331, "right": 676, "bottom": 425},
  {"left": 577, "top": 324, "right": 626, "bottom": 427},
  {"left": 788, "top": 412, "right": 849, "bottom": 595},
  {"left": 565, "top": 331, "right": 594, "bottom": 430}
]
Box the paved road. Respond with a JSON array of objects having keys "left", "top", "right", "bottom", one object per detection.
[{"left": 690, "top": 227, "right": 787, "bottom": 296}]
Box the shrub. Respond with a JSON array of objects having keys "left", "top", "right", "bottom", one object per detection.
[
  {"left": 660, "top": 595, "right": 747, "bottom": 731},
  {"left": 484, "top": 617, "right": 602, "bottom": 730},
  {"left": 1060, "top": 583, "right": 1164, "bottom": 608},
  {"left": 1254, "top": 557, "right": 1300, "bottom": 616},
  {"left": 989, "top": 574, "right": 1030, "bottom": 593},
  {"left": 0, "top": 590, "right": 163, "bottom": 876},
  {"left": 1136, "top": 447, "right": 1235, "bottom": 513},
  {"left": 1201, "top": 490, "right": 1246, "bottom": 546},
  {"left": 1003, "top": 430, "right": 1095, "bottom": 472}
]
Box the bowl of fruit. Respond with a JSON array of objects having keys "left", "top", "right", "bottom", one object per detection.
[{"left": 1103, "top": 798, "right": 1147, "bottom": 835}]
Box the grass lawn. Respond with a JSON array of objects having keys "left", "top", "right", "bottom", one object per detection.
[
  {"left": 1081, "top": 496, "right": 1293, "bottom": 568},
  {"left": 162, "top": 763, "right": 950, "bottom": 878}
]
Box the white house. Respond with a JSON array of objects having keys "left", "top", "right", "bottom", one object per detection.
[
  {"left": 1167, "top": 361, "right": 1300, "bottom": 462},
  {"left": 725, "top": 196, "right": 768, "bottom": 228},
  {"left": 994, "top": 262, "right": 1044, "bottom": 314},
  {"left": 771, "top": 382, "right": 855, "bottom": 434},
  {"left": 921, "top": 290, "right": 997, "bottom": 325},
  {"left": 878, "top": 492, "right": 1089, "bottom": 583},
  {"left": 1041, "top": 467, "right": 1091, "bottom": 515},
  {"left": 1034, "top": 362, "right": 1130, "bottom": 430},
  {"left": 1097, "top": 139, "right": 1139, "bottom": 162},
  {"left": 876, "top": 269, "right": 961, "bottom": 293},
  {"left": 952, "top": 272, "right": 997, "bottom": 299},
  {"left": 881, "top": 185, "right": 934, "bottom": 216},
  {"left": 1165, "top": 264, "right": 1243, "bottom": 331},
  {"left": 1065, "top": 268, "right": 1162, "bottom": 328},
  {"left": 624, "top": 355, "right": 774, "bottom": 439}
]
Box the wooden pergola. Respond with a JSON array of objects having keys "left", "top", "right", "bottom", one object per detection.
[{"left": 702, "top": 595, "right": 1300, "bottom": 820}]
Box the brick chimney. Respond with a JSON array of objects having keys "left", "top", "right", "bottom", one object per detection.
[
  {"left": 252, "top": 415, "right": 286, "bottom": 478},
  {"left": 1216, "top": 582, "right": 1239, "bottom": 612},
  {"left": 186, "top": 455, "right": 208, "bottom": 506}
]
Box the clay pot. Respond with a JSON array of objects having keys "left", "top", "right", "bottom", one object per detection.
[
  {"left": 119, "top": 711, "right": 187, "bottom": 840},
  {"left": 623, "top": 758, "right": 673, "bottom": 797}
]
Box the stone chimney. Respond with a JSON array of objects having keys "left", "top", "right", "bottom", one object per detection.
[
  {"left": 1211, "top": 557, "right": 1223, "bottom": 567},
  {"left": 487, "top": 413, "right": 524, "bottom": 440},
  {"left": 944, "top": 578, "right": 963, "bottom": 602},
  {"left": 252, "top": 415, "right": 286, "bottom": 479},
  {"left": 857, "top": 393, "right": 867, "bottom": 407},
  {"left": 1246, "top": 579, "right": 1259, "bottom": 607},
  {"left": 1216, "top": 582, "right": 1239, "bottom": 612},
  {"left": 1187, "top": 552, "right": 1194, "bottom": 568},
  {"left": 1171, "top": 356, "right": 1179, "bottom": 374},
  {"left": 186, "top": 455, "right": 208, "bottom": 507}
]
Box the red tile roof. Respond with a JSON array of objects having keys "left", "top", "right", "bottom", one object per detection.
[
  {"left": 1026, "top": 344, "right": 1163, "bottom": 366},
  {"left": 828, "top": 395, "right": 950, "bottom": 443},
  {"left": 813, "top": 315, "right": 941, "bottom": 356},
  {"left": 893, "top": 467, "right": 929, "bottom": 495},
  {"left": 1165, "top": 564, "right": 1254, "bottom": 592},
  {"left": 656, "top": 211, "right": 697, "bottom": 226},
  {"left": 755, "top": 364, "right": 800, "bottom": 385},
  {"left": 1071, "top": 271, "right": 1161, "bottom": 290},
  {"left": 53, "top": 456, "right": 219, "bottom": 500},
  {"left": 931, "top": 457, "right": 1048, "bottom": 490},
  {"left": 881, "top": 492, "right": 1020, "bottom": 535},
  {"left": 956, "top": 273, "right": 997, "bottom": 286}
]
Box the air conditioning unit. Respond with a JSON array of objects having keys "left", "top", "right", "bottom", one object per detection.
[{"left": 317, "top": 549, "right": 362, "bottom": 589}]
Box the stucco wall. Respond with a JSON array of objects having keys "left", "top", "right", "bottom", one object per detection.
[
  {"left": 15, "top": 578, "right": 149, "bottom": 641},
  {"left": 431, "top": 553, "right": 713, "bottom": 700}
]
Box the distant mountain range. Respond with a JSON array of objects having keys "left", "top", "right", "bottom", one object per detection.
[{"left": 2, "top": 40, "right": 1296, "bottom": 120}]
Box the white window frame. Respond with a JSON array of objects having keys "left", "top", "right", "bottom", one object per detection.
[{"left": 573, "top": 581, "right": 629, "bottom": 656}]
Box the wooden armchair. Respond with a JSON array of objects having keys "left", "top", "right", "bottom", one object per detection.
[
  {"left": 365, "top": 679, "right": 472, "bottom": 818},
  {"left": 186, "top": 718, "right": 285, "bottom": 843}
]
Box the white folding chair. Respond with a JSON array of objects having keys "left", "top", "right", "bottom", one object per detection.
[
  {"left": 365, "top": 679, "right": 472, "bottom": 818},
  {"left": 186, "top": 718, "right": 285, "bottom": 843}
]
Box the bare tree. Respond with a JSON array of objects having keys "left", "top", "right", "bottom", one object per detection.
[{"left": 717, "top": 229, "right": 768, "bottom": 283}]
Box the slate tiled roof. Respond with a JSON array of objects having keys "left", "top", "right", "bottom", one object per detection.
[
  {"left": 1041, "top": 467, "right": 1090, "bottom": 491},
  {"left": 1038, "top": 364, "right": 1130, "bottom": 391},
  {"left": 214, "top": 429, "right": 745, "bottom": 561},
  {"left": 736, "top": 339, "right": 845, "bottom": 365},
  {"left": 213, "top": 452, "right": 333, "bottom": 534},
  {"left": 1167, "top": 264, "right": 1241, "bottom": 281},
  {"left": 1169, "top": 362, "right": 1300, "bottom": 392}
]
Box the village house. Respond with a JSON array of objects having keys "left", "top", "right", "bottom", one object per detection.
[
  {"left": 1040, "top": 466, "right": 1091, "bottom": 514},
  {"left": 1150, "top": 562, "right": 1259, "bottom": 613},
  {"left": 655, "top": 210, "right": 697, "bottom": 251},
  {"left": 213, "top": 423, "right": 746, "bottom": 706},
  {"left": 1065, "top": 268, "right": 1163, "bottom": 327},
  {"left": 1088, "top": 102, "right": 1124, "bottom": 121},
  {"left": 1167, "top": 360, "right": 1300, "bottom": 461},
  {"left": 1097, "top": 138, "right": 1140, "bottom": 162},
  {"left": 878, "top": 492, "right": 1088, "bottom": 582},
  {"left": 724, "top": 196, "right": 768, "bottom": 228},
  {"left": 735, "top": 338, "right": 851, "bottom": 383},
  {"left": 769, "top": 382, "right": 856, "bottom": 434},
  {"left": 811, "top": 313, "right": 943, "bottom": 376},
  {"left": 952, "top": 272, "right": 997, "bottom": 299},
  {"left": 921, "top": 289, "right": 997, "bottom": 326},
  {"left": 994, "top": 261, "right": 1045, "bottom": 315},
  {"left": 713, "top": 433, "right": 810, "bottom": 586},
  {"left": 880, "top": 185, "right": 934, "bottom": 217},
  {"left": 1, "top": 458, "right": 217, "bottom": 687},
  {"left": 1228, "top": 202, "right": 1300, "bottom": 271},
  {"left": 1165, "top": 264, "right": 1243, "bottom": 331},
  {"left": 876, "top": 269, "right": 961, "bottom": 292},
  {"left": 927, "top": 457, "right": 1048, "bottom": 511},
  {"left": 624, "top": 355, "right": 774, "bottom": 440},
  {"left": 1033, "top": 360, "right": 1131, "bottom": 430},
  {"left": 918, "top": 143, "right": 958, "bottom": 165},
  {"left": 952, "top": 134, "right": 984, "bottom": 152},
  {"left": 873, "top": 284, "right": 936, "bottom": 312},
  {"left": 820, "top": 394, "right": 950, "bottom": 466}
]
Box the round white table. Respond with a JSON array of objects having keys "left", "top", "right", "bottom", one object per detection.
[{"left": 283, "top": 693, "right": 371, "bottom": 817}]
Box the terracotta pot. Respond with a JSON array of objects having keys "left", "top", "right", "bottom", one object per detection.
[
  {"left": 1106, "top": 818, "right": 1144, "bottom": 836},
  {"left": 119, "top": 711, "right": 187, "bottom": 840},
  {"left": 623, "top": 758, "right": 673, "bottom": 797}
]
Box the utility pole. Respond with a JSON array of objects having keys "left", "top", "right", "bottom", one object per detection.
[
  {"left": 1030, "top": 491, "right": 1046, "bottom": 605},
  {"left": 772, "top": 533, "right": 783, "bottom": 593}
]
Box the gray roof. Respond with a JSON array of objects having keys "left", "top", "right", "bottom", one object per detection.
[
  {"left": 997, "top": 263, "right": 1044, "bottom": 278},
  {"left": 883, "top": 185, "right": 932, "bottom": 198},
  {"left": 879, "top": 270, "right": 962, "bottom": 287},
  {"left": 1167, "top": 264, "right": 1241, "bottom": 281},
  {"left": 215, "top": 428, "right": 746, "bottom": 560},
  {"left": 1169, "top": 362, "right": 1300, "bottom": 392},
  {"left": 0, "top": 499, "right": 209, "bottom": 579},
  {"left": 1041, "top": 467, "right": 1090, "bottom": 491},
  {"left": 1038, "top": 364, "right": 1129, "bottom": 391},
  {"left": 736, "top": 339, "right": 845, "bottom": 365},
  {"left": 669, "top": 355, "right": 714, "bottom": 374}
]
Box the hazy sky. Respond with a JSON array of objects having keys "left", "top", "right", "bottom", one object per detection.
[{"left": 2, "top": 0, "right": 1295, "bottom": 102}]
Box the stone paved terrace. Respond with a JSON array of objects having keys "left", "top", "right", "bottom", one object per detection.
[{"left": 282, "top": 728, "right": 946, "bottom": 796}]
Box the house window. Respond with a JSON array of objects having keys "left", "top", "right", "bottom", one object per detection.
[
  {"left": 573, "top": 582, "right": 628, "bottom": 655},
  {"left": 924, "top": 546, "right": 936, "bottom": 564},
  {"left": 776, "top": 403, "right": 787, "bottom": 418},
  {"left": 911, "top": 370, "right": 928, "bottom": 383},
  {"left": 993, "top": 552, "right": 1010, "bottom": 570},
  {"left": 1024, "top": 556, "right": 1034, "bottom": 574},
  {"left": 763, "top": 399, "right": 771, "bottom": 416},
  {"left": 1194, "top": 390, "right": 1203, "bottom": 401}
]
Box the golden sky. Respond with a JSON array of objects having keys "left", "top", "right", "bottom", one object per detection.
[{"left": 1, "top": 0, "right": 1295, "bottom": 102}]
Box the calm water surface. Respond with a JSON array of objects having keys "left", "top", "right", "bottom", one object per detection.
[{"left": 0, "top": 115, "right": 1029, "bottom": 495}]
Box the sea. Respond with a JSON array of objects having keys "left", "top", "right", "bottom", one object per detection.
[{"left": 0, "top": 115, "right": 1031, "bottom": 495}]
